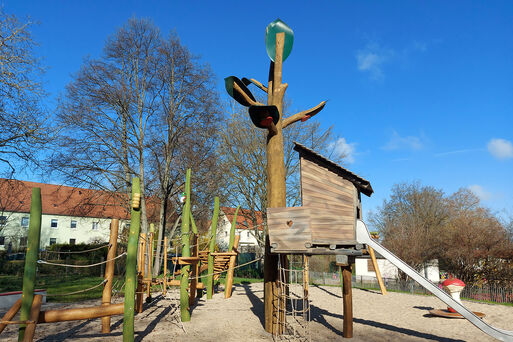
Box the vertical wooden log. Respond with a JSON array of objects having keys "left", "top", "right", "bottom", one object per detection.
[
  {"left": 368, "top": 246, "right": 387, "bottom": 295},
  {"left": 303, "top": 255, "right": 309, "bottom": 320},
  {"left": 18, "top": 188, "right": 42, "bottom": 342},
  {"left": 189, "top": 234, "right": 198, "bottom": 306},
  {"left": 123, "top": 177, "right": 142, "bottom": 342},
  {"left": 22, "top": 294, "right": 42, "bottom": 342},
  {"left": 147, "top": 231, "right": 154, "bottom": 298},
  {"left": 101, "top": 219, "right": 119, "bottom": 333},
  {"left": 0, "top": 298, "right": 22, "bottom": 334},
  {"left": 136, "top": 274, "right": 143, "bottom": 314},
  {"left": 180, "top": 168, "right": 192, "bottom": 322},
  {"left": 207, "top": 197, "right": 220, "bottom": 299},
  {"left": 140, "top": 234, "right": 147, "bottom": 280},
  {"left": 163, "top": 236, "right": 168, "bottom": 295},
  {"left": 342, "top": 264, "right": 353, "bottom": 338},
  {"left": 224, "top": 235, "right": 240, "bottom": 298},
  {"left": 264, "top": 31, "right": 287, "bottom": 335}
]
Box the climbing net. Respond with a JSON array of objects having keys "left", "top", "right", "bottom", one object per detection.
[{"left": 276, "top": 255, "right": 311, "bottom": 342}]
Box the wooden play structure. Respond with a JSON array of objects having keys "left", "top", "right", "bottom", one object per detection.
[{"left": 133, "top": 169, "right": 243, "bottom": 323}]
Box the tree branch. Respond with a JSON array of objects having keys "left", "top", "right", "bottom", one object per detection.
[
  {"left": 282, "top": 101, "right": 326, "bottom": 129},
  {"left": 248, "top": 78, "right": 268, "bottom": 92}
]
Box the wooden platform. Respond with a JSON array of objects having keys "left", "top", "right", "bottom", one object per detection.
[{"left": 429, "top": 309, "right": 485, "bottom": 319}]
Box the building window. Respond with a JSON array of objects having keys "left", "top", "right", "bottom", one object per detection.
[
  {"left": 49, "top": 238, "right": 56, "bottom": 246},
  {"left": 247, "top": 231, "right": 250, "bottom": 238},
  {"left": 21, "top": 216, "right": 29, "bottom": 227},
  {"left": 92, "top": 222, "right": 99, "bottom": 230},
  {"left": 0, "top": 216, "right": 7, "bottom": 225},
  {"left": 69, "top": 238, "right": 76, "bottom": 245},
  {"left": 51, "top": 219, "right": 58, "bottom": 228},
  {"left": 0, "top": 236, "right": 4, "bottom": 245},
  {"left": 20, "top": 237, "right": 27, "bottom": 247},
  {"left": 70, "top": 220, "right": 77, "bottom": 229}
]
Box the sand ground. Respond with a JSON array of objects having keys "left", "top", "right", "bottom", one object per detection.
[{"left": 2, "top": 283, "right": 512, "bottom": 341}]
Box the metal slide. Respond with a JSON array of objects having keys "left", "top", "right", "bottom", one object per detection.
[{"left": 356, "top": 219, "right": 513, "bottom": 342}]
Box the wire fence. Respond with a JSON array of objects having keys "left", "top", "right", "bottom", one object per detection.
[{"left": 309, "top": 272, "right": 513, "bottom": 305}]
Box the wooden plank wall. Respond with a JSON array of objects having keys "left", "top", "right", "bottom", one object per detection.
[
  {"left": 267, "top": 207, "right": 311, "bottom": 251},
  {"left": 300, "top": 157, "right": 357, "bottom": 242}
]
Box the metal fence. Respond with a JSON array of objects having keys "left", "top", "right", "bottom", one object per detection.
[{"left": 309, "top": 272, "right": 513, "bottom": 305}]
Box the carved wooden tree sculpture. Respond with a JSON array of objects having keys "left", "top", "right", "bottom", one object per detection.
[{"left": 225, "top": 19, "right": 326, "bottom": 335}]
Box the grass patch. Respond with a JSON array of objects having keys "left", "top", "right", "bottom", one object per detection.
[{"left": 0, "top": 275, "right": 125, "bottom": 303}]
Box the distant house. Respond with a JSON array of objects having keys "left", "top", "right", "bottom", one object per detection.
[
  {"left": 216, "top": 207, "right": 264, "bottom": 254},
  {"left": 0, "top": 179, "right": 159, "bottom": 250}
]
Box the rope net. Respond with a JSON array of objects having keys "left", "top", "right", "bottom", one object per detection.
[{"left": 276, "top": 255, "right": 311, "bottom": 342}]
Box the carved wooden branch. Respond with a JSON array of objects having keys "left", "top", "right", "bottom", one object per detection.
[
  {"left": 282, "top": 101, "right": 326, "bottom": 129},
  {"left": 233, "top": 82, "right": 264, "bottom": 107},
  {"left": 248, "top": 78, "right": 268, "bottom": 92}
]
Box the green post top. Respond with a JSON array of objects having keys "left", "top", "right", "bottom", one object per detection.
[{"left": 265, "top": 18, "right": 294, "bottom": 62}]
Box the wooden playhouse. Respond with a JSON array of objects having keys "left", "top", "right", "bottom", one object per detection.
[{"left": 267, "top": 142, "right": 373, "bottom": 255}]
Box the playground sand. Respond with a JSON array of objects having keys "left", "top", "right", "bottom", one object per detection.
[{"left": 1, "top": 282, "right": 512, "bottom": 341}]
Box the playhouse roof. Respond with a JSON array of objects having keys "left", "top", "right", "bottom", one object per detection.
[{"left": 293, "top": 142, "right": 374, "bottom": 197}]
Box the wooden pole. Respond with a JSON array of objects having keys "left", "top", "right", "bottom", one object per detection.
[
  {"left": 136, "top": 274, "right": 143, "bottom": 314},
  {"left": 137, "top": 233, "right": 146, "bottom": 310},
  {"left": 303, "top": 255, "right": 309, "bottom": 320},
  {"left": 207, "top": 197, "right": 220, "bottom": 299},
  {"left": 123, "top": 177, "right": 142, "bottom": 342},
  {"left": 22, "top": 294, "right": 42, "bottom": 342},
  {"left": 38, "top": 303, "right": 124, "bottom": 323},
  {"left": 18, "top": 188, "right": 42, "bottom": 342},
  {"left": 224, "top": 235, "right": 240, "bottom": 298},
  {"left": 140, "top": 234, "right": 147, "bottom": 280},
  {"left": 163, "top": 236, "right": 168, "bottom": 295},
  {"left": 102, "top": 219, "right": 119, "bottom": 333},
  {"left": 0, "top": 298, "right": 22, "bottom": 334},
  {"left": 368, "top": 246, "right": 387, "bottom": 295},
  {"left": 342, "top": 263, "right": 353, "bottom": 338},
  {"left": 147, "top": 231, "right": 154, "bottom": 298},
  {"left": 180, "top": 168, "right": 192, "bottom": 322}
]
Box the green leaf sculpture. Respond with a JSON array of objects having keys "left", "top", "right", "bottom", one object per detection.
[{"left": 265, "top": 19, "right": 294, "bottom": 62}]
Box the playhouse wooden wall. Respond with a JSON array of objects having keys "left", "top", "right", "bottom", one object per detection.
[{"left": 300, "top": 156, "right": 359, "bottom": 243}]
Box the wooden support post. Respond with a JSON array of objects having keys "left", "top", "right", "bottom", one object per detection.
[
  {"left": 0, "top": 298, "right": 22, "bottom": 334},
  {"left": 189, "top": 234, "right": 198, "bottom": 306},
  {"left": 147, "top": 232, "right": 154, "bottom": 298},
  {"left": 224, "top": 235, "right": 240, "bottom": 298},
  {"left": 163, "top": 237, "right": 168, "bottom": 295},
  {"left": 140, "top": 233, "right": 147, "bottom": 280},
  {"left": 19, "top": 188, "right": 42, "bottom": 342},
  {"left": 22, "top": 294, "right": 42, "bottom": 342},
  {"left": 342, "top": 263, "right": 353, "bottom": 338},
  {"left": 136, "top": 274, "right": 143, "bottom": 314},
  {"left": 102, "top": 219, "right": 119, "bottom": 333},
  {"left": 303, "top": 255, "right": 309, "bottom": 320},
  {"left": 38, "top": 303, "right": 124, "bottom": 323},
  {"left": 368, "top": 246, "right": 387, "bottom": 295},
  {"left": 123, "top": 177, "right": 142, "bottom": 342},
  {"left": 207, "top": 197, "right": 219, "bottom": 299}
]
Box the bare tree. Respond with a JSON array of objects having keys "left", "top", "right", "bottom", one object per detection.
[
  {"left": 50, "top": 18, "right": 161, "bottom": 232},
  {"left": 218, "top": 102, "right": 342, "bottom": 247},
  {"left": 150, "top": 32, "right": 222, "bottom": 276},
  {"left": 0, "top": 10, "right": 48, "bottom": 176}
]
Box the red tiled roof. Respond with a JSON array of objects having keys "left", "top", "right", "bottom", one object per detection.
[
  {"left": 220, "top": 206, "right": 264, "bottom": 231},
  {"left": 0, "top": 178, "right": 159, "bottom": 220}
]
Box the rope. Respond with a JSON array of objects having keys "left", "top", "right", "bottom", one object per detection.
[
  {"left": 46, "top": 279, "right": 108, "bottom": 297},
  {"left": 44, "top": 244, "right": 110, "bottom": 254},
  {"left": 37, "top": 252, "right": 127, "bottom": 268}
]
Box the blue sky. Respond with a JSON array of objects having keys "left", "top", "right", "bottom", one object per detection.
[{"left": 7, "top": 1, "right": 513, "bottom": 219}]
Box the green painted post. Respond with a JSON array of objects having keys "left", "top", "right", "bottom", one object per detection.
[
  {"left": 180, "top": 169, "right": 192, "bottom": 321},
  {"left": 189, "top": 210, "right": 198, "bottom": 235},
  {"left": 18, "top": 188, "right": 42, "bottom": 341},
  {"left": 207, "top": 197, "right": 219, "bottom": 299},
  {"left": 123, "top": 178, "right": 142, "bottom": 342}
]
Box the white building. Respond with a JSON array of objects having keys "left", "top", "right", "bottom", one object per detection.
[
  {"left": 216, "top": 207, "right": 264, "bottom": 254},
  {"left": 0, "top": 179, "right": 158, "bottom": 250}
]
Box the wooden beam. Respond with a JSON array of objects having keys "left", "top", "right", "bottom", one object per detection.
[
  {"left": 38, "top": 303, "right": 124, "bottom": 323},
  {"left": 102, "top": 219, "right": 119, "bottom": 333},
  {"left": 0, "top": 298, "right": 22, "bottom": 334},
  {"left": 224, "top": 235, "right": 241, "bottom": 298},
  {"left": 368, "top": 246, "right": 387, "bottom": 295},
  {"left": 342, "top": 264, "right": 353, "bottom": 338},
  {"left": 22, "top": 294, "right": 42, "bottom": 342}
]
